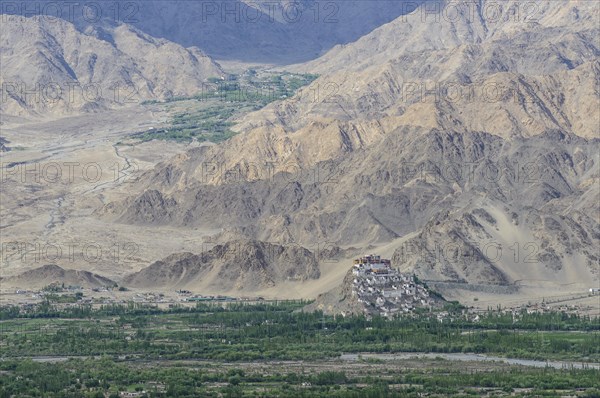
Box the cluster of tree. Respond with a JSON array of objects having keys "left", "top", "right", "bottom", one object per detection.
[
  {"left": 1, "top": 357, "right": 599, "bottom": 397},
  {"left": 1, "top": 302, "right": 598, "bottom": 363}
]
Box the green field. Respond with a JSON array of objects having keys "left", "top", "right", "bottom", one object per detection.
[{"left": 130, "top": 72, "right": 318, "bottom": 143}]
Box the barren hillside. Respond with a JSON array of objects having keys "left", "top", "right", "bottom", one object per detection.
[
  {"left": 123, "top": 240, "right": 320, "bottom": 292},
  {"left": 2, "top": 0, "right": 427, "bottom": 64},
  {"left": 0, "top": 15, "right": 223, "bottom": 116},
  {"left": 99, "top": 0, "right": 600, "bottom": 293}
]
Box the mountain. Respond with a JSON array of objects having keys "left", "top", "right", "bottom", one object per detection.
[
  {"left": 1, "top": 264, "right": 117, "bottom": 288},
  {"left": 102, "top": 128, "right": 600, "bottom": 283},
  {"left": 0, "top": 15, "right": 223, "bottom": 116},
  {"left": 132, "top": 0, "right": 428, "bottom": 63},
  {"left": 293, "top": 0, "right": 599, "bottom": 75},
  {"left": 110, "top": 0, "right": 599, "bottom": 192},
  {"left": 123, "top": 240, "right": 321, "bottom": 291},
  {"left": 2, "top": 1, "right": 426, "bottom": 64},
  {"left": 99, "top": 0, "right": 599, "bottom": 293},
  {"left": 227, "top": 0, "right": 599, "bottom": 168}
]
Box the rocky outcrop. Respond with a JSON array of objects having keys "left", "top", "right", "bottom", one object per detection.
[{"left": 123, "top": 240, "right": 320, "bottom": 291}]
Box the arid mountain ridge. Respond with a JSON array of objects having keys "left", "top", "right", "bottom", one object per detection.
[
  {"left": 2, "top": 0, "right": 427, "bottom": 64},
  {"left": 98, "top": 0, "right": 599, "bottom": 292},
  {"left": 2, "top": 0, "right": 598, "bottom": 297},
  {"left": 123, "top": 240, "right": 321, "bottom": 291},
  {"left": 0, "top": 15, "right": 223, "bottom": 116}
]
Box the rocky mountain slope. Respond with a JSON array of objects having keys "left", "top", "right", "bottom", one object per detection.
[
  {"left": 101, "top": 128, "right": 599, "bottom": 286},
  {"left": 294, "top": 0, "right": 599, "bottom": 75},
  {"left": 0, "top": 15, "right": 223, "bottom": 116},
  {"left": 3, "top": 0, "right": 426, "bottom": 64},
  {"left": 123, "top": 240, "right": 320, "bottom": 291},
  {"left": 98, "top": 0, "right": 599, "bottom": 292},
  {"left": 103, "top": 0, "right": 599, "bottom": 193},
  {"left": 304, "top": 268, "right": 365, "bottom": 316}
]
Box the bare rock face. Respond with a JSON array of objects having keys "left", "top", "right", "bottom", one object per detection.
[
  {"left": 1, "top": 264, "right": 117, "bottom": 288},
  {"left": 295, "top": 0, "right": 599, "bottom": 75},
  {"left": 123, "top": 240, "right": 320, "bottom": 291},
  {"left": 0, "top": 15, "right": 223, "bottom": 116},
  {"left": 221, "top": 1, "right": 599, "bottom": 175},
  {"left": 119, "top": 190, "right": 178, "bottom": 225}
]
